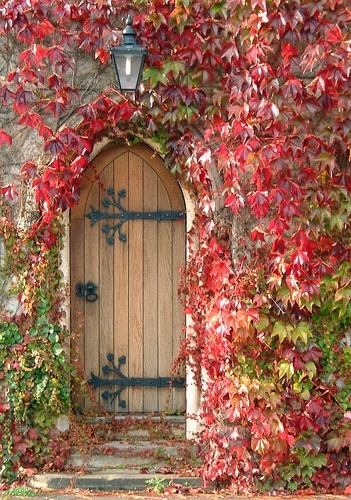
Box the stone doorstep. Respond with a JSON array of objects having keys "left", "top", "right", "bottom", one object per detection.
[
  {"left": 67, "top": 440, "right": 200, "bottom": 471},
  {"left": 83, "top": 415, "right": 186, "bottom": 439},
  {"left": 28, "top": 470, "right": 203, "bottom": 492},
  {"left": 28, "top": 416, "right": 200, "bottom": 493}
]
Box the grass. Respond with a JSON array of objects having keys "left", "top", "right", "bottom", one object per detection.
[
  {"left": 3, "top": 486, "right": 37, "bottom": 497},
  {"left": 146, "top": 476, "right": 169, "bottom": 493}
]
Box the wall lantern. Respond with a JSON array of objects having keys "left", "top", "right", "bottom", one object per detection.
[{"left": 109, "top": 15, "right": 148, "bottom": 92}]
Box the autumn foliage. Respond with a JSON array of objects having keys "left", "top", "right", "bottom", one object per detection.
[{"left": 0, "top": 0, "right": 351, "bottom": 492}]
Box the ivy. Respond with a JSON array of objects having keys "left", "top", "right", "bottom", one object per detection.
[{"left": 0, "top": 222, "right": 71, "bottom": 481}]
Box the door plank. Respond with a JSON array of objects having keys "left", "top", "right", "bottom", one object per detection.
[
  {"left": 157, "top": 177, "right": 173, "bottom": 411},
  {"left": 70, "top": 216, "right": 85, "bottom": 411},
  {"left": 98, "top": 162, "right": 115, "bottom": 412},
  {"left": 84, "top": 180, "right": 100, "bottom": 409},
  {"left": 172, "top": 220, "right": 186, "bottom": 410},
  {"left": 128, "top": 151, "right": 144, "bottom": 412},
  {"left": 113, "top": 152, "right": 130, "bottom": 411},
  {"left": 143, "top": 163, "right": 159, "bottom": 411}
]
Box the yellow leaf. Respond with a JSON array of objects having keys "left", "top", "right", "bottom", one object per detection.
[
  {"left": 292, "top": 322, "right": 312, "bottom": 345},
  {"left": 272, "top": 321, "right": 293, "bottom": 343},
  {"left": 278, "top": 360, "right": 294, "bottom": 380}
]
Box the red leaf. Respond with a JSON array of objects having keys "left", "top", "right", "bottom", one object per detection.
[
  {"left": 224, "top": 192, "right": 244, "bottom": 214},
  {"left": 251, "top": 226, "right": 266, "bottom": 242},
  {"left": 326, "top": 25, "right": 342, "bottom": 44},
  {"left": 206, "top": 258, "right": 232, "bottom": 291},
  {"left": 21, "top": 162, "right": 38, "bottom": 180},
  {"left": 19, "top": 45, "right": 47, "bottom": 64},
  {"left": 301, "top": 280, "right": 320, "bottom": 297},
  {"left": 302, "top": 97, "right": 322, "bottom": 116},
  {"left": 44, "top": 137, "right": 66, "bottom": 155},
  {"left": 281, "top": 43, "right": 298, "bottom": 61},
  {"left": 319, "top": 237, "right": 333, "bottom": 252},
  {"left": 0, "top": 129, "right": 12, "bottom": 146},
  {"left": 234, "top": 143, "right": 251, "bottom": 169},
  {"left": 28, "top": 428, "right": 38, "bottom": 440},
  {"left": 268, "top": 216, "right": 289, "bottom": 236},
  {"left": 76, "top": 103, "right": 96, "bottom": 119},
  {"left": 298, "top": 167, "right": 317, "bottom": 185},
  {"left": 36, "top": 19, "right": 55, "bottom": 39},
  {"left": 272, "top": 238, "right": 286, "bottom": 253},
  {"left": 59, "top": 128, "right": 92, "bottom": 154},
  {"left": 38, "top": 122, "right": 53, "bottom": 140},
  {"left": 313, "top": 259, "right": 334, "bottom": 276},
  {"left": 283, "top": 77, "right": 304, "bottom": 100},
  {"left": 95, "top": 47, "right": 110, "bottom": 63},
  {"left": 18, "top": 24, "right": 35, "bottom": 43},
  {"left": 71, "top": 155, "right": 88, "bottom": 174},
  {"left": 222, "top": 41, "right": 239, "bottom": 62},
  {"left": 47, "top": 45, "right": 65, "bottom": 64},
  {"left": 1, "top": 184, "right": 18, "bottom": 200},
  {"left": 247, "top": 191, "right": 270, "bottom": 218},
  {"left": 13, "top": 88, "right": 34, "bottom": 115},
  {"left": 18, "top": 111, "right": 42, "bottom": 129},
  {"left": 280, "top": 201, "right": 301, "bottom": 218},
  {"left": 48, "top": 73, "right": 64, "bottom": 89},
  {"left": 0, "top": 85, "right": 15, "bottom": 104},
  {"left": 302, "top": 346, "right": 323, "bottom": 363},
  {"left": 46, "top": 96, "right": 67, "bottom": 117}
]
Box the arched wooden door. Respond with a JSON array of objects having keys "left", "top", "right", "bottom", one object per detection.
[{"left": 71, "top": 144, "right": 186, "bottom": 413}]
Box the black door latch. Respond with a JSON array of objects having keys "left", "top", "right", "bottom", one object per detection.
[{"left": 76, "top": 281, "right": 98, "bottom": 302}]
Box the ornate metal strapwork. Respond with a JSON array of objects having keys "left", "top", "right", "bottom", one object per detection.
[
  {"left": 86, "top": 188, "right": 186, "bottom": 245},
  {"left": 88, "top": 353, "right": 185, "bottom": 408}
]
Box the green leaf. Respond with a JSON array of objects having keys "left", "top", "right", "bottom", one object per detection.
[
  {"left": 305, "top": 360, "right": 317, "bottom": 380},
  {"left": 299, "top": 388, "right": 311, "bottom": 400},
  {"left": 313, "top": 454, "right": 327, "bottom": 468},
  {"left": 176, "top": 0, "right": 191, "bottom": 7},
  {"left": 326, "top": 432, "right": 343, "bottom": 452},
  {"left": 276, "top": 285, "right": 291, "bottom": 306},
  {"left": 335, "top": 286, "right": 351, "bottom": 304},
  {"left": 52, "top": 343, "right": 63, "bottom": 356},
  {"left": 149, "top": 12, "right": 167, "bottom": 30},
  {"left": 164, "top": 59, "right": 186, "bottom": 79},
  {"left": 143, "top": 67, "right": 168, "bottom": 88},
  {"left": 256, "top": 312, "right": 269, "bottom": 331},
  {"left": 292, "top": 322, "right": 313, "bottom": 345},
  {"left": 330, "top": 214, "right": 347, "bottom": 231},
  {"left": 209, "top": 1, "right": 227, "bottom": 18},
  {"left": 177, "top": 103, "right": 196, "bottom": 122},
  {"left": 49, "top": 332, "right": 59, "bottom": 343},
  {"left": 272, "top": 321, "right": 293, "bottom": 343},
  {"left": 287, "top": 481, "right": 298, "bottom": 492}
]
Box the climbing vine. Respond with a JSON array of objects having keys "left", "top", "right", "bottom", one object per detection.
[
  {"left": 0, "top": 218, "right": 71, "bottom": 481},
  {"left": 0, "top": 0, "right": 351, "bottom": 493}
]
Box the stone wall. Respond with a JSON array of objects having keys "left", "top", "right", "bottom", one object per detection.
[{"left": 0, "top": 37, "right": 117, "bottom": 226}]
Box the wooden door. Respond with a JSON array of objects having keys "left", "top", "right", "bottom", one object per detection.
[{"left": 71, "top": 144, "right": 186, "bottom": 413}]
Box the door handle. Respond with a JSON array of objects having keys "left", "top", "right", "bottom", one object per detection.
[{"left": 76, "top": 281, "right": 98, "bottom": 302}]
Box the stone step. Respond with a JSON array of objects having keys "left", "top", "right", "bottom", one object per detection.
[
  {"left": 82, "top": 414, "right": 186, "bottom": 440},
  {"left": 67, "top": 438, "right": 200, "bottom": 472},
  {"left": 29, "top": 469, "right": 204, "bottom": 492},
  {"left": 28, "top": 414, "right": 203, "bottom": 493}
]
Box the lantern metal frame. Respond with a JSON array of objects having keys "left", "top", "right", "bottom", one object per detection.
[{"left": 109, "top": 15, "right": 148, "bottom": 92}]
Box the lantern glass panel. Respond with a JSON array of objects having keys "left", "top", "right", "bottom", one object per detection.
[{"left": 113, "top": 53, "right": 145, "bottom": 91}]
